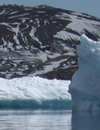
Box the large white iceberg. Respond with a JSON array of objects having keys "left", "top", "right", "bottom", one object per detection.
[
  {"left": 69, "top": 34, "right": 100, "bottom": 112},
  {"left": 0, "top": 76, "right": 71, "bottom": 109}
]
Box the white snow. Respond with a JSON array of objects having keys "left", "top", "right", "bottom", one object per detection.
[
  {"left": 0, "top": 76, "right": 71, "bottom": 102},
  {"left": 9, "top": 11, "right": 19, "bottom": 15},
  {"left": 33, "top": 58, "right": 68, "bottom": 75},
  {"left": 69, "top": 35, "right": 100, "bottom": 112},
  {"left": 0, "top": 9, "right": 6, "bottom": 15},
  {"left": 55, "top": 13, "right": 71, "bottom": 20},
  {"left": 55, "top": 12, "right": 100, "bottom": 40},
  {"left": 67, "top": 14, "right": 100, "bottom": 35},
  {"left": 30, "top": 27, "right": 42, "bottom": 45},
  {"left": 9, "top": 13, "right": 29, "bottom": 18},
  {"left": 54, "top": 30, "right": 80, "bottom": 41},
  {"left": 37, "top": 11, "right": 46, "bottom": 13}
]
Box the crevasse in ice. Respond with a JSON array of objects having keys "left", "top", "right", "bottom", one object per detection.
[{"left": 69, "top": 34, "right": 100, "bottom": 112}]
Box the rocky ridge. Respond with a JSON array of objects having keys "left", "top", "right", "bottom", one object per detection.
[{"left": 0, "top": 4, "right": 100, "bottom": 80}]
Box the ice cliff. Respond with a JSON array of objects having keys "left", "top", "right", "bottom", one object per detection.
[
  {"left": 69, "top": 35, "right": 100, "bottom": 112},
  {"left": 0, "top": 76, "right": 71, "bottom": 109}
]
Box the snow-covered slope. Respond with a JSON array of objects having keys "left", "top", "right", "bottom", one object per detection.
[
  {"left": 0, "top": 76, "right": 71, "bottom": 109},
  {"left": 69, "top": 35, "right": 100, "bottom": 112},
  {"left": 0, "top": 5, "right": 100, "bottom": 79}
]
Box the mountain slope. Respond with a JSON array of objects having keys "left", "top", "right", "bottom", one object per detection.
[{"left": 0, "top": 4, "right": 100, "bottom": 80}]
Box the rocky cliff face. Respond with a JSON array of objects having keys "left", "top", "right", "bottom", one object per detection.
[{"left": 0, "top": 4, "right": 100, "bottom": 79}]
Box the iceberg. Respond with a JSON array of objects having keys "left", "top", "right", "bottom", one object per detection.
[
  {"left": 72, "top": 113, "right": 100, "bottom": 130},
  {"left": 0, "top": 76, "right": 71, "bottom": 109},
  {"left": 69, "top": 34, "right": 100, "bottom": 112}
]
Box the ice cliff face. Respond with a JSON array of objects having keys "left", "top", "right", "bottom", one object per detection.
[
  {"left": 69, "top": 35, "right": 100, "bottom": 112},
  {"left": 0, "top": 5, "right": 100, "bottom": 79},
  {"left": 0, "top": 76, "right": 71, "bottom": 109}
]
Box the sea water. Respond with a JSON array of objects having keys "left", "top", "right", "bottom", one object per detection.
[
  {"left": 0, "top": 110, "right": 71, "bottom": 130},
  {"left": 0, "top": 110, "right": 100, "bottom": 130}
]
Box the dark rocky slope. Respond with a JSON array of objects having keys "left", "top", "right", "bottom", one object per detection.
[{"left": 0, "top": 4, "right": 100, "bottom": 80}]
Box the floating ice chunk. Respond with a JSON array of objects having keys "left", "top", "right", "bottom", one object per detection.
[
  {"left": 0, "top": 76, "right": 71, "bottom": 109},
  {"left": 69, "top": 34, "right": 100, "bottom": 112}
]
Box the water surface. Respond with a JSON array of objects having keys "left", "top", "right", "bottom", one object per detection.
[
  {"left": 0, "top": 110, "right": 100, "bottom": 130},
  {"left": 0, "top": 110, "right": 71, "bottom": 130}
]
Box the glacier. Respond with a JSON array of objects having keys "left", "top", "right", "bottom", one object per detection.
[
  {"left": 69, "top": 34, "right": 100, "bottom": 112},
  {"left": 0, "top": 76, "right": 71, "bottom": 109}
]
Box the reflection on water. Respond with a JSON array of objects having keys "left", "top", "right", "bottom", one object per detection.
[
  {"left": 0, "top": 110, "right": 100, "bottom": 130},
  {"left": 72, "top": 112, "right": 100, "bottom": 130},
  {"left": 0, "top": 110, "right": 71, "bottom": 130}
]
